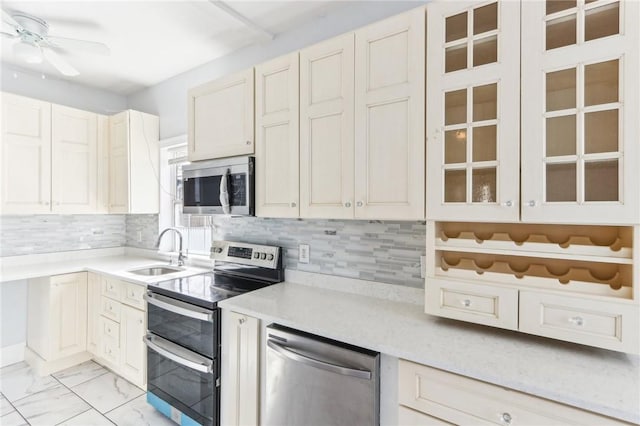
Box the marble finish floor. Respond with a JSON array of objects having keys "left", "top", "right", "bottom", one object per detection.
[{"left": 0, "top": 361, "right": 175, "bottom": 426}]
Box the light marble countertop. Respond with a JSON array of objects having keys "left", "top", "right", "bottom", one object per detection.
[
  {"left": 219, "top": 279, "right": 640, "bottom": 424},
  {"left": 0, "top": 248, "right": 210, "bottom": 285}
]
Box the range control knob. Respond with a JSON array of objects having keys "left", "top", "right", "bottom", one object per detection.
[
  {"left": 267, "top": 254, "right": 274, "bottom": 261},
  {"left": 253, "top": 252, "right": 260, "bottom": 259},
  {"left": 260, "top": 253, "right": 267, "bottom": 260},
  {"left": 216, "top": 247, "right": 223, "bottom": 254}
]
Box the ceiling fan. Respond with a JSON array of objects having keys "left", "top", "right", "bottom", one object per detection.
[{"left": 1, "top": 9, "right": 110, "bottom": 76}]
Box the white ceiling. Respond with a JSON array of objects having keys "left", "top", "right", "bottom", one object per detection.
[{"left": 1, "top": 1, "right": 341, "bottom": 94}]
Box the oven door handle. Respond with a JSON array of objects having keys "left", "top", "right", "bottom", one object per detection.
[
  {"left": 144, "top": 334, "right": 213, "bottom": 374},
  {"left": 144, "top": 291, "right": 213, "bottom": 322}
]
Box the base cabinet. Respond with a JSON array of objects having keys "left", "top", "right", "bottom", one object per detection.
[
  {"left": 398, "top": 359, "right": 631, "bottom": 425},
  {"left": 221, "top": 310, "right": 260, "bottom": 426}
]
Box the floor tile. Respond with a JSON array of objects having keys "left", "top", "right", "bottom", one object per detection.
[
  {"left": 58, "top": 408, "right": 115, "bottom": 426},
  {"left": 53, "top": 361, "right": 109, "bottom": 388},
  {"left": 71, "top": 372, "right": 144, "bottom": 414},
  {"left": 1, "top": 393, "right": 15, "bottom": 416},
  {"left": 12, "top": 384, "right": 90, "bottom": 426},
  {"left": 106, "top": 395, "right": 175, "bottom": 426},
  {"left": 1, "top": 410, "right": 29, "bottom": 426},
  {"left": 0, "top": 362, "right": 59, "bottom": 403}
]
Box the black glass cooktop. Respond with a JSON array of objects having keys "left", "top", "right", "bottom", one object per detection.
[{"left": 148, "top": 272, "right": 272, "bottom": 309}]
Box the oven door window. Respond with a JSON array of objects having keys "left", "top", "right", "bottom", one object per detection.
[
  {"left": 147, "top": 338, "right": 216, "bottom": 426},
  {"left": 183, "top": 173, "right": 247, "bottom": 207},
  {"left": 147, "top": 298, "right": 216, "bottom": 359}
]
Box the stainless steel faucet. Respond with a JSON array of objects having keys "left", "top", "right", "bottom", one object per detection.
[{"left": 155, "top": 227, "right": 186, "bottom": 266}]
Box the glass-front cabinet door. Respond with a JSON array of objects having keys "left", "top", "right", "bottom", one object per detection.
[
  {"left": 426, "top": 0, "right": 521, "bottom": 222},
  {"left": 521, "top": 0, "right": 640, "bottom": 224}
]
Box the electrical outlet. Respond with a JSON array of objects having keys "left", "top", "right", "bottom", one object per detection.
[
  {"left": 136, "top": 231, "right": 142, "bottom": 242},
  {"left": 420, "top": 256, "right": 426, "bottom": 279},
  {"left": 299, "top": 244, "right": 310, "bottom": 264}
]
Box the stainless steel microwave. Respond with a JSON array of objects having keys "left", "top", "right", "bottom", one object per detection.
[{"left": 182, "top": 156, "right": 254, "bottom": 215}]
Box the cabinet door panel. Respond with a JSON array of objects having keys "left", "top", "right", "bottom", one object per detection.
[
  {"left": 188, "top": 69, "right": 254, "bottom": 161},
  {"left": 521, "top": 1, "right": 640, "bottom": 224},
  {"left": 426, "top": 1, "right": 520, "bottom": 222},
  {"left": 50, "top": 273, "right": 87, "bottom": 359},
  {"left": 87, "top": 273, "right": 102, "bottom": 356},
  {"left": 355, "top": 8, "right": 425, "bottom": 219},
  {"left": 120, "top": 305, "right": 146, "bottom": 386},
  {"left": 51, "top": 105, "right": 97, "bottom": 213},
  {"left": 0, "top": 93, "right": 51, "bottom": 213},
  {"left": 108, "top": 111, "right": 129, "bottom": 213},
  {"left": 300, "top": 34, "right": 355, "bottom": 219},
  {"left": 255, "top": 53, "right": 300, "bottom": 218}
]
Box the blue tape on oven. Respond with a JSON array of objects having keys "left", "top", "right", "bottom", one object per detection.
[{"left": 147, "top": 392, "right": 202, "bottom": 426}]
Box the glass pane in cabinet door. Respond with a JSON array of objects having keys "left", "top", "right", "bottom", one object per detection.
[
  {"left": 546, "top": 115, "right": 576, "bottom": 156},
  {"left": 446, "top": 44, "right": 467, "bottom": 73},
  {"left": 445, "top": 130, "right": 467, "bottom": 164},
  {"left": 445, "top": 169, "right": 466, "bottom": 202},
  {"left": 473, "top": 84, "right": 497, "bottom": 122},
  {"left": 445, "top": 89, "right": 467, "bottom": 125},
  {"left": 546, "top": 0, "right": 576, "bottom": 15},
  {"left": 546, "top": 163, "right": 577, "bottom": 201},
  {"left": 446, "top": 12, "right": 467, "bottom": 42},
  {"left": 546, "top": 14, "right": 577, "bottom": 50},
  {"left": 473, "top": 36, "right": 497, "bottom": 67},
  {"left": 474, "top": 3, "right": 498, "bottom": 35},
  {"left": 472, "top": 168, "right": 496, "bottom": 202},
  {"left": 546, "top": 68, "right": 576, "bottom": 111},
  {"left": 585, "top": 59, "right": 619, "bottom": 106},
  {"left": 472, "top": 125, "right": 497, "bottom": 161},
  {"left": 585, "top": 160, "right": 619, "bottom": 201},
  {"left": 585, "top": 110, "right": 618, "bottom": 154},
  {"left": 585, "top": 2, "right": 619, "bottom": 41}
]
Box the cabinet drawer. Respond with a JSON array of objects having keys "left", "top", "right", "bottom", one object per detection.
[
  {"left": 425, "top": 278, "right": 518, "bottom": 330},
  {"left": 398, "top": 360, "right": 629, "bottom": 425},
  {"left": 519, "top": 292, "right": 639, "bottom": 354},
  {"left": 100, "top": 316, "right": 120, "bottom": 341},
  {"left": 101, "top": 296, "right": 121, "bottom": 322},
  {"left": 101, "top": 277, "right": 121, "bottom": 300},
  {"left": 121, "top": 282, "right": 145, "bottom": 309},
  {"left": 398, "top": 405, "right": 453, "bottom": 425}
]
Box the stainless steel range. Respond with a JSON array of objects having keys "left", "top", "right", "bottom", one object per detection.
[{"left": 144, "top": 241, "right": 284, "bottom": 426}]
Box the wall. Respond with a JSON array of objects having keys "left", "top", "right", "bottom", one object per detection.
[
  {"left": 0, "top": 215, "right": 126, "bottom": 257},
  {"left": 1, "top": 63, "right": 127, "bottom": 115},
  {"left": 125, "top": 214, "right": 159, "bottom": 250},
  {"left": 127, "top": 0, "right": 426, "bottom": 138}
]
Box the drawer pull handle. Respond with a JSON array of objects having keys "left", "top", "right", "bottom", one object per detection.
[
  {"left": 461, "top": 299, "right": 472, "bottom": 307},
  {"left": 568, "top": 316, "right": 584, "bottom": 326},
  {"left": 501, "top": 412, "right": 512, "bottom": 424},
  {"left": 238, "top": 318, "right": 246, "bottom": 325}
]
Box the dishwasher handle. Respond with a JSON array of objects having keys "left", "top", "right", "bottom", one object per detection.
[{"left": 267, "top": 339, "right": 371, "bottom": 380}]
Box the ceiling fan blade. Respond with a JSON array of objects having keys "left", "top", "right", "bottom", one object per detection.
[
  {"left": 42, "top": 47, "right": 79, "bottom": 76},
  {"left": 45, "top": 35, "right": 110, "bottom": 56},
  {"left": 1, "top": 9, "right": 19, "bottom": 28}
]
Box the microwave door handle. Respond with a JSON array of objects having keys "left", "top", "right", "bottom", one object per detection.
[
  {"left": 220, "top": 168, "right": 230, "bottom": 214},
  {"left": 144, "top": 291, "right": 213, "bottom": 322},
  {"left": 144, "top": 334, "right": 212, "bottom": 374}
]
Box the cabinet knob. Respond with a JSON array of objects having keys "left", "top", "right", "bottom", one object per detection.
[
  {"left": 500, "top": 412, "right": 512, "bottom": 424},
  {"left": 291, "top": 202, "right": 296, "bottom": 208},
  {"left": 246, "top": 140, "right": 251, "bottom": 145},
  {"left": 461, "top": 299, "right": 472, "bottom": 307},
  {"left": 528, "top": 200, "right": 537, "bottom": 207},
  {"left": 356, "top": 201, "right": 363, "bottom": 207},
  {"left": 344, "top": 202, "right": 351, "bottom": 208},
  {"left": 568, "top": 316, "right": 584, "bottom": 326},
  {"left": 502, "top": 200, "right": 513, "bottom": 207},
  {"left": 139, "top": 319, "right": 143, "bottom": 324},
  {"left": 238, "top": 317, "right": 246, "bottom": 325}
]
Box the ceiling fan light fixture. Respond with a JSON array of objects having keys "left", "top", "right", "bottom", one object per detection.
[{"left": 14, "top": 41, "right": 43, "bottom": 64}]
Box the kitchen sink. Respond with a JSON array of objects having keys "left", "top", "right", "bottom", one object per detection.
[{"left": 128, "top": 265, "right": 184, "bottom": 276}]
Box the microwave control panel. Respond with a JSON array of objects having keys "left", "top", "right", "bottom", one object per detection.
[{"left": 210, "top": 240, "right": 279, "bottom": 269}]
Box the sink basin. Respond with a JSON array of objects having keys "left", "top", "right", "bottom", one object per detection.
[{"left": 128, "top": 265, "right": 184, "bottom": 276}]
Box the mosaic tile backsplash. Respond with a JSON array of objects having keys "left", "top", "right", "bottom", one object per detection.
[
  {"left": 1, "top": 214, "right": 426, "bottom": 288},
  {"left": 0, "top": 215, "right": 126, "bottom": 257}
]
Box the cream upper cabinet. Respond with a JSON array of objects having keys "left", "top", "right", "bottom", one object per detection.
[
  {"left": 426, "top": 1, "right": 521, "bottom": 222},
  {"left": 51, "top": 104, "right": 98, "bottom": 213},
  {"left": 188, "top": 68, "right": 254, "bottom": 161},
  {"left": 108, "top": 110, "right": 160, "bottom": 214},
  {"left": 255, "top": 53, "right": 300, "bottom": 218},
  {"left": 96, "top": 114, "right": 110, "bottom": 213},
  {"left": 521, "top": 0, "right": 639, "bottom": 224},
  {"left": 354, "top": 8, "right": 425, "bottom": 220},
  {"left": 300, "top": 33, "right": 355, "bottom": 219},
  {"left": 0, "top": 93, "right": 52, "bottom": 214}
]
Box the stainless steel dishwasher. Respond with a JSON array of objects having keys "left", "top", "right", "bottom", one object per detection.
[{"left": 265, "top": 324, "right": 380, "bottom": 426}]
